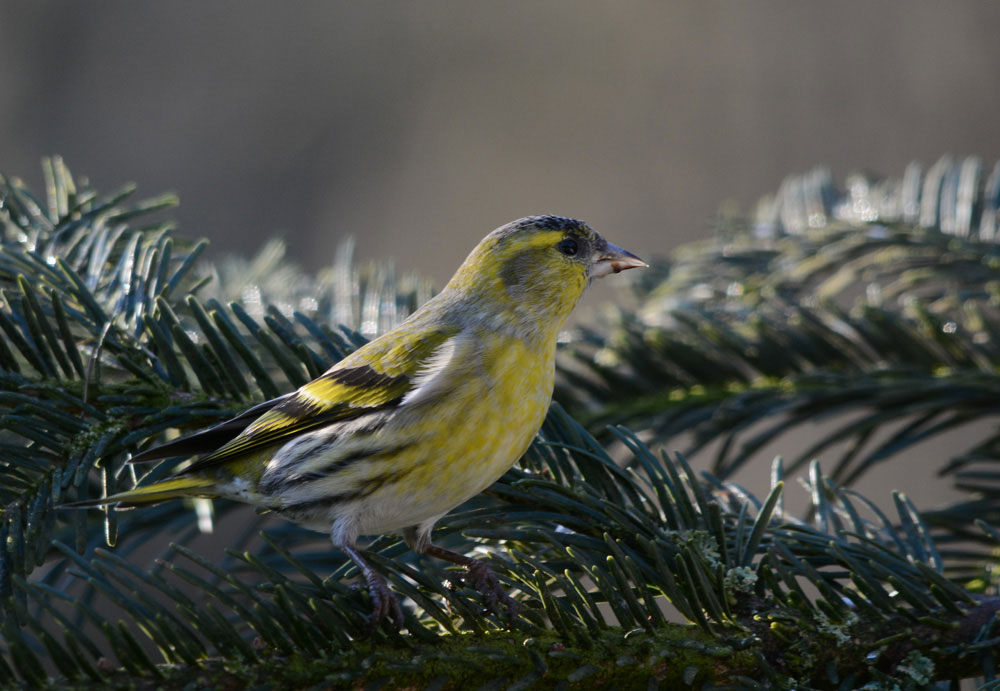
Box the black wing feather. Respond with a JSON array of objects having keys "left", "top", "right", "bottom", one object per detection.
[{"left": 129, "top": 394, "right": 293, "bottom": 463}]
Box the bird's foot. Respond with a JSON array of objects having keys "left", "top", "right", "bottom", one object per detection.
[
  {"left": 464, "top": 559, "right": 520, "bottom": 621},
  {"left": 362, "top": 568, "right": 404, "bottom": 634}
]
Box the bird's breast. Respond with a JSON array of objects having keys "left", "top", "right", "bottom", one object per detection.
[{"left": 406, "top": 333, "right": 555, "bottom": 502}]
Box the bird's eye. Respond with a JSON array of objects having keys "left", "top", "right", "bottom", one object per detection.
[{"left": 557, "top": 238, "right": 579, "bottom": 257}]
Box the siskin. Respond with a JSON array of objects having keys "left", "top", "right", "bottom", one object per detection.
[{"left": 76, "top": 215, "right": 646, "bottom": 629}]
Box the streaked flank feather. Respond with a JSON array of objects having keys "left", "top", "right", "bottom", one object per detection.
[{"left": 72, "top": 215, "right": 646, "bottom": 631}]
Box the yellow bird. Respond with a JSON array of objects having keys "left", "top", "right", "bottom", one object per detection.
[{"left": 78, "top": 216, "right": 646, "bottom": 629}]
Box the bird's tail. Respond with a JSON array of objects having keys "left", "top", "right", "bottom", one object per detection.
[{"left": 64, "top": 476, "right": 217, "bottom": 509}]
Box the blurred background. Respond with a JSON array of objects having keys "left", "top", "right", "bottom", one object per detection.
[
  {"left": 3, "top": 2, "right": 1000, "bottom": 512},
  {"left": 3, "top": 2, "right": 1000, "bottom": 287}
]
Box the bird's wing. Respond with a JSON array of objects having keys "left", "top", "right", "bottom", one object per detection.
[
  {"left": 129, "top": 394, "right": 294, "bottom": 464},
  {"left": 176, "top": 324, "right": 460, "bottom": 474}
]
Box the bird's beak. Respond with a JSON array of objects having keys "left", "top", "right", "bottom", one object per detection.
[{"left": 590, "top": 241, "right": 648, "bottom": 278}]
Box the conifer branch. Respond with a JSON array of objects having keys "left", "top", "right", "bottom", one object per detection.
[{"left": 0, "top": 159, "right": 996, "bottom": 687}]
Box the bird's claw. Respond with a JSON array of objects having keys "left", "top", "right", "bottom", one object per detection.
[
  {"left": 363, "top": 570, "right": 404, "bottom": 634},
  {"left": 465, "top": 559, "right": 520, "bottom": 621}
]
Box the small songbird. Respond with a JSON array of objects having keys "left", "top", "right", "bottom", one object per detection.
[{"left": 77, "top": 216, "right": 646, "bottom": 630}]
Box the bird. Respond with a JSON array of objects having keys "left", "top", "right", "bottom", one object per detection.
[{"left": 73, "top": 215, "right": 646, "bottom": 630}]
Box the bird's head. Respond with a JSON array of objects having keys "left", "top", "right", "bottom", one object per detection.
[{"left": 443, "top": 215, "right": 647, "bottom": 334}]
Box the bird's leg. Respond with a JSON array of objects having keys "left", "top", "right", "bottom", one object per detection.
[
  {"left": 340, "top": 542, "right": 404, "bottom": 633},
  {"left": 404, "top": 527, "right": 519, "bottom": 619},
  {"left": 428, "top": 543, "right": 519, "bottom": 615}
]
